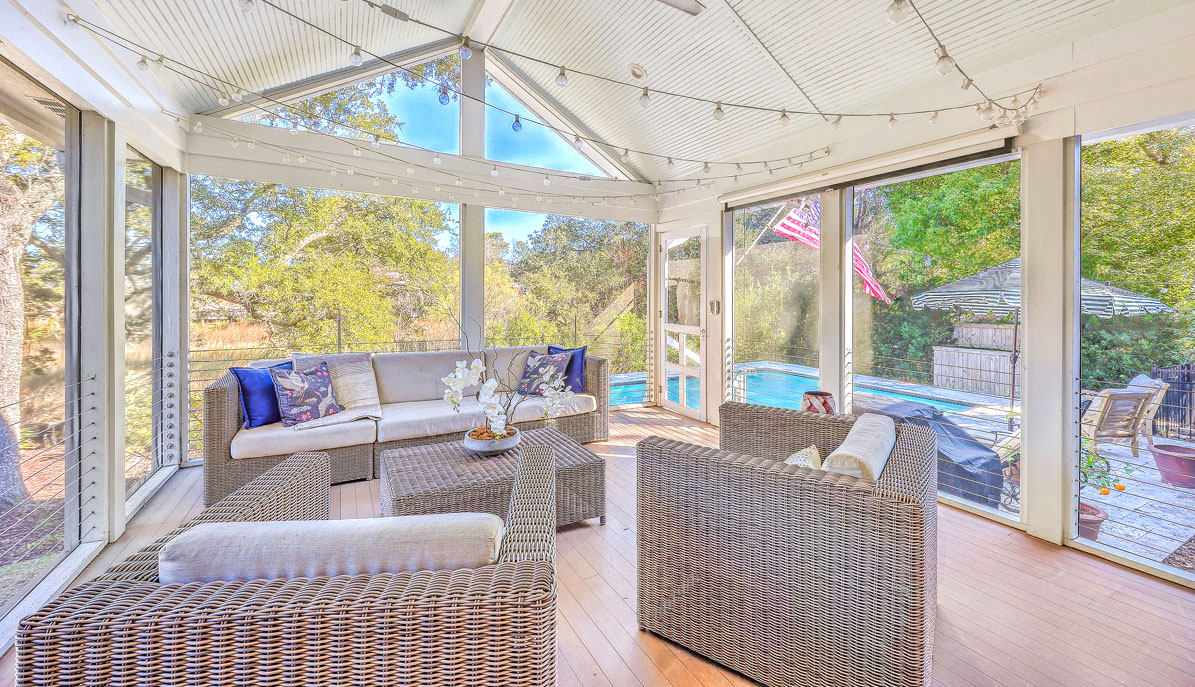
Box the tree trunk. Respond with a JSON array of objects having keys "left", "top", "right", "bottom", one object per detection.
[{"left": 0, "top": 217, "right": 29, "bottom": 503}]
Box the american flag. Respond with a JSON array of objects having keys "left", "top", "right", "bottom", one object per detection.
[{"left": 773, "top": 200, "right": 892, "bottom": 303}]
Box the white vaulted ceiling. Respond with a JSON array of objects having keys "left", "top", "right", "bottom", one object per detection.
[{"left": 90, "top": 0, "right": 1187, "bottom": 180}]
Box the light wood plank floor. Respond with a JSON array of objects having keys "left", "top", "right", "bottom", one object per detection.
[{"left": 3, "top": 407, "right": 1194, "bottom": 686}]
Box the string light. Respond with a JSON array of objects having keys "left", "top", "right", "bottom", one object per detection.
[
  {"left": 433, "top": 154, "right": 442, "bottom": 165},
  {"left": 702, "top": 162, "right": 711, "bottom": 174},
  {"left": 888, "top": 113, "right": 898, "bottom": 128},
  {"left": 352, "top": 146, "right": 361, "bottom": 156},
  {"left": 490, "top": 166, "right": 499, "bottom": 177},
  {"left": 638, "top": 87, "right": 651, "bottom": 107},
  {"left": 437, "top": 84, "right": 451, "bottom": 105},
  {"left": 779, "top": 109, "right": 789, "bottom": 126},
  {"left": 512, "top": 114, "right": 522, "bottom": 132},
  {"left": 391, "top": 176, "right": 398, "bottom": 184},
  {"left": 371, "top": 136, "right": 381, "bottom": 148},
  {"left": 373, "top": 177, "right": 380, "bottom": 186},
  {"left": 231, "top": 88, "right": 243, "bottom": 102},
  {"left": 543, "top": 175, "right": 551, "bottom": 186},
  {"left": 346, "top": 165, "right": 353, "bottom": 175},
  {"left": 247, "top": 139, "right": 255, "bottom": 149},
  {"left": 459, "top": 38, "right": 472, "bottom": 60},
  {"left": 217, "top": 92, "right": 230, "bottom": 106},
  {"left": 349, "top": 47, "right": 363, "bottom": 67},
  {"left": 281, "top": 152, "right": 289, "bottom": 163},
  {"left": 886, "top": 0, "right": 911, "bottom": 23},
  {"left": 192, "top": 120, "right": 203, "bottom": 133},
  {"left": 620, "top": 148, "right": 630, "bottom": 163},
  {"left": 934, "top": 46, "right": 955, "bottom": 75},
  {"left": 712, "top": 102, "right": 725, "bottom": 121},
  {"left": 434, "top": 183, "right": 441, "bottom": 191},
  {"left": 960, "top": 77, "right": 972, "bottom": 91},
  {"left": 240, "top": 0, "right": 256, "bottom": 13},
  {"left": 454, "top": 176, "right": 462, "bottom": 186},
  {"left": 928, "top": 110, "right": 939, "bottom": 125},
  {"left": 572, "top": 135, "right": 583, "bottom": 150},
  {"left": 230, "top": 136, "right": 239, "bottom": 148},
  {"left": 298, "top": 154, "right": 306, "bottom": 163},
  {"left": 830, "top": 115, "right": 842, "bottom": 130},
  {"left": 555, "top": 67, "right": 568, "bottom": 89},
  {"left": 289, "top": 122, "right": 300, "bottom": 135},
  {"left": 330, "top": 167, "right": 337, "bottom": 176},
  {"left": 406, "top": 163, "right": 414, "bottom": 174},
  {"left": 136, "top": 55, "right": 150, "bottom": 71}
]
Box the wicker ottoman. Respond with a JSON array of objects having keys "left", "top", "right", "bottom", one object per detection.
[{"left": 379, "top": 427, "right": 606, "bottom": 527}]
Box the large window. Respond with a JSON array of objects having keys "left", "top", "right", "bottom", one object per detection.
[
  {"left": 188, "top": 177, "right": 460, "bottom": 459},
  {"left": 0, "top": 60, "right": 77, "bottom": 618},
  {"left": 484, "top": 77, "right": 605, "bottom": 177},
  {"left": 1078, "top": 123, "right": 1195, "bottom": 579},
  {"left": 124, "top": 148, "right": 158, "bottom": 495},
  {"left": 730, "top": 194, "right": 820, "bottom": 407},
  {"left": 483, "top": 209, "right": 650, "bottom": 404},
  {"left": 852, "top": 159, "right": 1022, "bottom": 517}
]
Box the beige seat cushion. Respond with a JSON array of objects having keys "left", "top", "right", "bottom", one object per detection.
[
  {"left": 373, "top": 350, "right": 480, "bottom": 404},
  {"left": 158, "top": 513, "right": 504, "bottom": 584},
  {"left": 376, "top": 399, "right": 486, "bottom": 443},
  {"left": 822, "top": 413, "right": 896, "bottom": 481},
  {"left": 506, "top": 393, "right": 597, "bottom": 424},
  {"left": 230, "top": 417, "right": 376, "bottom": 460}
]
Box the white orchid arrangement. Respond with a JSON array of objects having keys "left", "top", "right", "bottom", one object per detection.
[{"left": 441, "top": 354, "right": 575, "bottom": 438}]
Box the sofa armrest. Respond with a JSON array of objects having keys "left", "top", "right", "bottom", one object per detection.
[
  {"left": 203, "top": 371, "right": 242, "bottom": 469},
  {"left": 93, "top": 452, "right": 332, "bottom": 583},
  {"left": 584, "top": 354, "right": 609, "bottom": 405},
  {"left": 500, "top": 445, "right": 556, "bottom": 564},
  {"left": 18, "top": 561, "right": 557, "bottom": 686}
]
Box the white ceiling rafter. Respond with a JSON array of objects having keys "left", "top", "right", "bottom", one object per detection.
[
  {"left": 462, "top": 0, "right": 521, "bottom": 43},
  {"left": 487, "top": 51, "right": 641, "bottom": 182}
]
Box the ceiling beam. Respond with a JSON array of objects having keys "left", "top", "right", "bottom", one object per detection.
[
  {"left": 200, "top": 37, "right": 459, "bottom": 118},
  {"left": 462, "top": 0, "right": 521, "bottom": 44}
]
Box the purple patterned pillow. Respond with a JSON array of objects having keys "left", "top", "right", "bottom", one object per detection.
[
  {"left": 269, "top": 361, "right": 343, "bottom": 427},
  {"left": 516, "top": 351, "right": 572, "bottom": 396}
]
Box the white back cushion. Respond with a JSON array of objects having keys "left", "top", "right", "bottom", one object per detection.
[
  {"left": 294, "top": 352, "right": 380, "bottom": 411},
  {"left": 159, "top": 513, "right": 504, "bottom": 584},
  {"left": 372, "top": 350, "right": 479, "bottom": 404}
]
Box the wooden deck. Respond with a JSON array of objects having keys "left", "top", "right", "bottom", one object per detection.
[{"left": 3, "top": 406, "right": 1194, "bottom": 686}]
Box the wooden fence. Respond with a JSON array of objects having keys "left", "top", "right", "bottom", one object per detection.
[{"left": 933, "top": 345, "right": 1020, "bottom": 398}]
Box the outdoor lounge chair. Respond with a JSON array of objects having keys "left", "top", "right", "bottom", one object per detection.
[
  {"left": 637, "top": 403, "right": 938, "bottom": 687},
  {"left": 18, "top": 450, "right": 559, "bottom": 686},
  {"left": 1082, "top": 383, "right": 1163, "bottom": 457}
]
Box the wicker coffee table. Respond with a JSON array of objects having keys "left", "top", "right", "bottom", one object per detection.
[{"left": 379, "top": 427, "right": 606, "bottom": 527}]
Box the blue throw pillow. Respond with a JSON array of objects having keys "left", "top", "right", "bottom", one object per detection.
[
  {"left": 517, "top": 351, "right": 573, "bottom": 396},
  {"left": 269, "top": 361, "right": 344, "bottom": 427},
  {"left": 230, "top": 362, "right": 292, "bottom": 429},
  {"left": 548, "top": 345, "right": 587, "bottom": 392}
]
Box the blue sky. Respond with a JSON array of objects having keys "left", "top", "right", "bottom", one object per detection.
[{"left": 383, "top": 72, "right": 603, "bottom": 245}]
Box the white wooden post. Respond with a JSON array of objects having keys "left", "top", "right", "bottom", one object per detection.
[
  {"left": 159, "top": 169, "right": 186, "bottom": 467},
  {"left": 79, "top": 113, "right": 126, "bottom": 543},
  {"left": 458, "top": 46, "right": 486, "bottom": 348},
  {"left": 818, "top": 187, "right": 852, "bottom": 411},
  {"left": 1020, "top": 137, "right": 1081, "bottom": 544}
]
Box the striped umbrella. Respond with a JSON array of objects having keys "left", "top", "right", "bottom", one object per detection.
[
  {"left": 910, "top": 258, "right": 1173, "bottom": 318},
  {"left": 911, "top": 258, "right": 1172, "bottom": 427}
]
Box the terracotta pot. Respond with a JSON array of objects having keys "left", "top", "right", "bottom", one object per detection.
[
  {"left": 1148, "top": 443, "right": 1195, "bottom": 488},
  {"left": 1077, "top": 501, "right": 1109, "bottom": 541},
  {"left": 462, "top": 427, "right": 521, "bottom": 457}
]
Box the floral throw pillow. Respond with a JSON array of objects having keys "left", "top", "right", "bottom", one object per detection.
[
  {"left": 516, "top": 351, "right": 572, "bottom": 396},
  {"left": 269, "top": 361, "right": 344, "bottom": 427}
]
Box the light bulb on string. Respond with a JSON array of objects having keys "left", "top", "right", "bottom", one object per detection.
[
  {"left": 454, "top": 177, "right": 462, "bottom": 186},
  {"left": 459, "top": 38, "right": 472, "bottom": 60},
  {"left": 391, "top": 176, "right": 398, "bottom": 185},
  {"left": 666, "top": 157, "right": 674, "bottom": 169},
  {"left": 1010, "top": 95, "right": 1021, "bottom": 109},
  {"left": 246, "top": 139, "right": 255, "bottom": 150},
  {"left": 888, "top": 113, "right": 898, "bottom": 128},
  {"left": 934, "top": 46, "right": 955, "bottom": 75},
  {"left": 779, "top": 109, "right": 790, "bottom": 126},
  {"left": 289, "top": 122, "right": 300, "bottom": 135},
  {"left": 830, "top": 115, "right": 842, "bottom": 130},
  {"left": 639, "top": 87, "right": 651, "bottom": 107},
  {"left": 960, "top": 77, "right": 973, "bottom": 91},
  {"left": 373, "top": 177, "right": 380, "bottom": 186},
  {"left": 886, "top": 0, "right": 910, "bottom": 23},
  {"left": 474, "top": 190, "right": 480, "bottom": 198},
  {"left": 712, "top": 102, "right": 725, "bottom": 121},
  {"left": 512, "top": 115, "right": 522, "bottom": 132},
  {"left": 620, "top": 148, "right": 630, "bottom": 163},
  {"left": 555, "top": 67, "right": 568, "bottom": 89},
  {"left": 193, "top": 121, "right": 203, "bottom": 133},
  {"left": 572, "top": 135, "right": 583, "bottom": 150},
  {"left": 345, "top": 166, "right": 353, "bottom": 175},
  {"left": 490, "top": 166, "right": 499, "bottom": 177},
  {"left": 433, "top": 154, "right": 442, "bottom": 165},
  {"left": 702, "top": 162, "right": 711, "bottom": 174},
  {"left": 980, "top": 100, "right": 996, "bottom": 122},
  {"left": 298, "top": 154, "right": 306, "bottom": 163},
  {"left": 230, "top": 137, "right": 239, "bottom": 148},
  {"left": 231, "top": 89, "right": 243, "bottom": 102},
  {"left": 330, "top": 167, "right": 338, "bottom": 177},
  {"left": 349, "top": 47, "right": 363, "bottom": 67},
  {"left": 438, "top": 85, "right": 451, "bottom": 105},
  {"left": 136, "top": 56, "right": 149, "bottom": 72},
  {"left": 371, "top": 136, "right": 381, "bottom": 149},
  {"left": 434, "top": 184, "right": 441, "bottom": 192},
  {"left": 543, "top": 175, "right": 551, "bottom": 186},
  {"left": 240, "top": 0, "right": 256, "bottom": 12},
  {"left": 353, "top": 146, "right": 361, "bottom": 157},
  {"left": 448, "top": 193, "right": 454, "bottom": 201},
  {"left": 499, "top": 188, "right": 506, "bottom": 196},
  {"left": 217, "top": 93, "right": 230, "bottom": 107},
  {"left": 995, "top": 110, "right": 1010, "bottom": 127},
  {"left": 735, "top": 163, "right": 743, "bottom": 173},
  {"left": 406, "top": 163, "right": 414, "bottom": 174},
  {"left": 928, "top": 110, "right": 939, "bottom": 125}
]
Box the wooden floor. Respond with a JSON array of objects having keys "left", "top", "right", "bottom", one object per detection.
[{"left": 3, "top": 407, "right": 1194, "bottom": 686}]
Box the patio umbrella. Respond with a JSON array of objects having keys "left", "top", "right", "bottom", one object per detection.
[{"left": 911, "top": 258, "right": 1174, "bottom": 427}]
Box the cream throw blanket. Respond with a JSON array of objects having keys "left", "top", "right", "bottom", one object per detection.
[{"left": 822, "top": 413, "right": 896, "bottom": 481}]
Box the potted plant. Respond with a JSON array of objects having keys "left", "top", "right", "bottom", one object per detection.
[
  {"left": 441, "top": 355, "right": 574, "bottom": 456},
  {"left": 1077, "top": 436, "right": 1131, "bottom": 541}
]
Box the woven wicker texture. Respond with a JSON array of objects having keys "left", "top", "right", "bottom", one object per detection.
[
  {"left": 380, "top": 427, "right": 605, "bottom": 527},
  {"left": 204, "top": 354, "right": 609, "bottom": 505},
  {"left": 637, "top": 402, "right": 938, "bottom": 687},
  {"left": 17, "top": 448, "right": 558, "bottom": 687}
]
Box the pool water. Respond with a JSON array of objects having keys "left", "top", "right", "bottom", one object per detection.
[{"left": 611, "top": 368, "right": 974, "bottom": 414}]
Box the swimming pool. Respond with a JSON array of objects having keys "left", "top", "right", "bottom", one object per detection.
[{"left": 610, "top": 367, "right": 975, "bottom": 414}]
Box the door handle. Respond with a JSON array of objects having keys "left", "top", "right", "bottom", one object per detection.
[{"left": 709, "top": 299, "right": 721, "bottom": 315}]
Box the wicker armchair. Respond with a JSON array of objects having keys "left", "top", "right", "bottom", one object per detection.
[
  {"left": 18, "top": 449, "right": 558, "bottom": 687},
  {"left": 636, "top": 402, "right": 938, "bottom": 687}
]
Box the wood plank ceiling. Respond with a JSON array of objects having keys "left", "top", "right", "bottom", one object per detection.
[{"left": 92, "top": 0, "right": 1184, "bottom": 180}]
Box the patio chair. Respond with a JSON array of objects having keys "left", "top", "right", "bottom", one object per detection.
[
  {"left": 637, "top": 403, "right": 938, "bottom": 687},
  {"left": 1081, "top": 388, "right": 1158, "bottom": 457},
  {"left": 18, "top": 450, "right": 558, "bottom": 687}
]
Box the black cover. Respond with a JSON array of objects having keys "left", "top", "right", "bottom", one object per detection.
[{"left": 853, "top": 397, "right": 1002, "bottom": 508}]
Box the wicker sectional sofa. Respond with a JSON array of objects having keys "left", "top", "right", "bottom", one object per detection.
[
  {"left": 18, "top": 449, "right": 559, "bottom": 686},
  {"left": 637, "top": 402, "right": 939, "bottom": 687},
  {"left": 203, "top": 345, "right": 608, "bottom": 504}
]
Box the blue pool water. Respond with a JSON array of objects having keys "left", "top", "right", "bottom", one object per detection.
[{"left": 611, "top": 368, "right": 974, "bottom": 414}]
